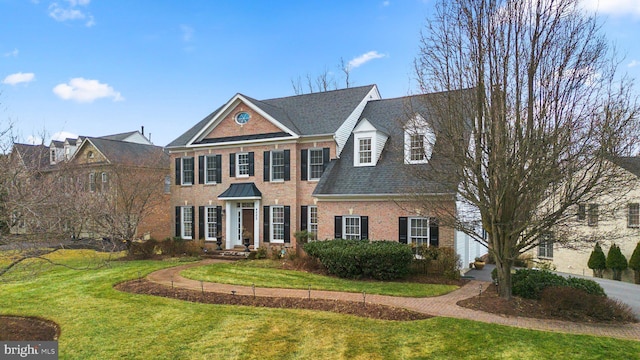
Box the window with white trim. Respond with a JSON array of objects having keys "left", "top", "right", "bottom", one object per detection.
[
  {"left": 538, "top": 233, "right": 554, "bottom": 258},
  {"left": 181, "top": 207, "right": 193, "bottom": 239},
  {"left": 410, "top": 134, "right": 425, "bottom": 161},
  {"left": 271, "top": 150, "right": 285, "bottom": 181},
  {"left": 237, "top": 153, "right": 249, "bottom": 177},
  {"left": 344, "top": 216, "right": 361, "bottom": 240},
  {"left": 308, "top": 206, "right": 318, "bottom": 239},
  {"left": 271, "top": 206, "right": 285, "bottom": 242},
  {"left": 628, "top": 203, "right": 639, "bottom": 228},
  {"left": 181, "top": 157, "right": 194, "bottom": 185},
  {"left": 101, "top": 172, "right": 108, "bottom": 192},
  {"left": 358, "top": 138, "right": 372, "bottom": 165},
  {"left": 309, "top": 149, "right": 324, "bottom": 180},
  {"left": 205, "top": 155, "right": 218, "bottom": 184},
  {"left": 588, "top": 203, "right": 598, "bottom": 226},
  {"left": 205, "top": 206, "right": 218, "bottom": 240},
  {"left": 410, "top": 218, "right": 429, "bottom": 246}
]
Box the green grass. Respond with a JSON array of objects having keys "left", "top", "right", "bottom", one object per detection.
[
  {"left": 0, "top": 250, "right": 638, "bottom": 359},
  {"left": 181, "top": 260, "right": 457, "bottom": 297}
]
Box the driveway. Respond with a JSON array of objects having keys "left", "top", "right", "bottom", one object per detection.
[{"left": 556, "top": 271, "right": 640, "bottom": 318}]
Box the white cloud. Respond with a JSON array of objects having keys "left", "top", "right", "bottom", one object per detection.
[
  {"left": 48, "top": 0, "right": 95, "bottom": 27},
  {"left": 181, "top": 25, "right": 194, "bottom": 42},
  {"left": 53, "top": 78, "right": 124, "bottom": 103},
  {"left": 581, "top": 0, "right": 640, "bottom": 17},
  {"left": 51, "top": 131, "right": 79, "bottom": 141},
  {"left": 348, "top": 51, "right": 387, "bottom": 69},
  {"left": 2, "top": 72, "right": 35, "bottom": 85},
  {"left": 26, "top": 135, "right": 43, "bottom": 145},
  {"left": 628, "top": 60, "right": 640, "bottom": 68},
  {"left": 382, "top": 1, "right": 390, "bottom": 6},
  {"left": 3, "top": 49, "right": 18, "bottom": 57}
]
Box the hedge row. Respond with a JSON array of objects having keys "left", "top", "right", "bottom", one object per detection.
[
  {"left": 512, "top": 268, "right": 605, "bottom": 299},
  {"left": 303, "top": 239, "right": 414, "bottom": 280}
]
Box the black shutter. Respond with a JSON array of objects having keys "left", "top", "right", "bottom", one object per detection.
[
  {"left": 284, "top": 149, "right": 290, "bottom": 181},
  {"left": 191, "top": 206, "right": 195, "bottom": 239},
  {"left": 284, "top": 206, "right": 291, "bottom": 243},
  {"left": 215, "top": 155, "right": 222, "bottom": 184},
  {"left": 229, "top": 153, "right": 235, "bottom": 177},
  {"left": 248, "top": 152, "right": 255, "bottom": 176},
  {"left": 360, "top": 216, "right": 369, "bottom": 240},
  {"left": 216, "top": 206, "right": 223, "bottom": 239},
  {"left": 322, "top": 148, "right": 330, "bottom": 171},
  {"left": 429, "top": 218, "right": 439, "bottom": 247},
  {"left": 198, "top": 206, "right": 205, "bottom": 239},
  {"left": 334, "top": 216, "right": 342, "bottom": 239},
  {"left": 301, "top": 149, "right": 308, "bottom": 180},
  {"left": 300, "top": 206, "right": 308, "bottom": 231},
  {"left": 175, "top": 207, "right": 181, "bottom": 238},
  {"left": 198, "top": 156, "right": 204, "bottom": 184},
  {"left": 263, "top": 206, "right": 270, "bottom": 242},
  {"left": 175, "top": 158, "right": 181, "bottom": 185},
  {"left": 263, "top": 151, "right": 270, "bottom": 181},
  {"left": 399, "top": 217, "right": 408, "bottom": 244}
]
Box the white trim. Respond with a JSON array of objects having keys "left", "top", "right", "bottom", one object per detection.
[
  {"left": 180, "top": 206, "right": 193, "bottom": 240},
  {"left": 270, "top": 205, "right": 285, "bottom": 243},
  {"left": 187, "top": 94, "right": 300, "bottom": 146},
  {"left": 308, "top": 148, "right": 324, "bottom": 180},
  {"left": 204, "top": 206, "right": 218, "bottom": 241},
  {"left": 203, "top": 154, "right": 218, "bottom": 184},
  {"left": 236, "top": 152, "right": 250, "bottom": 177},
  {"left": 343, "top": 216, "right": 361, "bottom": 240},
  {"left": 308, "top": 206, "right": 318, "bottom": 238},
  {"left": 180, "top": 157, "right": 195, "bottom": 185},
  {"left": 270, "top": 150, "right": 285, "bottom": 182}
]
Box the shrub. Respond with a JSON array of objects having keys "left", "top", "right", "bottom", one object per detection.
[
  {"left": 606, "top": 243, "right": 628, "bottom": 281},
  {"left": 410, "top": 246, "right": 460, "bottom": 279},
  {"left": 254, "top": 247, "right": 267, "bottom": 259},
  {"left": 129, "top": 239, "right": 160, "bottom": 259},
  {"left": 541, "top": 286, "right": 637, "bottom": 323},
  {"left": 587, "top": 242, "right": 606, "bottom": 278},
  {"left": 629, "top": 242, "right": 640, "bottom": 284},
  {"left": 511, "top": 268, "right": 604, "bottom": 299},
  {"left": 303, "top": 239, "right": 413, "bottom": 280}
]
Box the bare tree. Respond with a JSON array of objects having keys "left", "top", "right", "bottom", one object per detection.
[
  {"left": 291, "top": 59, "right": 352, "bottom": 94},
  {"left": 413, "top": 0, "right": 640, "bottom": 298}
]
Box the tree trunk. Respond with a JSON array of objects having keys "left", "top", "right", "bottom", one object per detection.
[{"left": 494, "top": 258, "right": 512, "bottom": 299}]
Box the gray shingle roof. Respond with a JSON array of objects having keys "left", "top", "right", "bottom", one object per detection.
[
  {"left": 99, "top": 131, "right": 141, "bottom": 141},
  {"left": 612, "top": 156, "right": 640, "bottom": 178},
  {"left": 166, "top": 85, "right": 376, "bottom": 148},
  {"left": 313, "top": 90, "right": 472, "bottom": 196},
  {"left": 12, "top": 143, "right": 50, "bottom": 170},
  {"left": 84, "top": 137, "right": 169, "bottom": 168}
]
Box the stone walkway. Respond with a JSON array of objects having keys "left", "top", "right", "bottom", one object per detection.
[{"left": 146, "top": 259, "right": 640, "bottom": 341}]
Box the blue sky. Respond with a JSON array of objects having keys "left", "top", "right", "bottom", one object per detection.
[{"left": 1, "top": 0, "right": 639, "bottom": 147}]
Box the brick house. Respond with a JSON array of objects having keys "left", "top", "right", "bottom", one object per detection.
[{"left": 167, "top": 85, "right": 475, "bottom": 255}]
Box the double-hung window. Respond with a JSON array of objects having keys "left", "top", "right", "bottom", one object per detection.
[
  {"left": 538, "top": 233, "right": 554, "bottom": 259},
  {"left": 271, "top": 206, "right": 285, "bottom": 242},
  {"left": 89, "top": 173, "right": 96, "bottom": 192},
  {"left": 358, "top": 138, "right": 372, "bottom": 165},
  {"left": 628, "top": 203, "right": 640, "bottom": 228},
  {"left": 410, "top": 218, "right": 429, "bottom": 246},
  {"left": 308, "top": 206, "right": 318, "bottom": 239},
  {"left": 181, "top": 207, "right": 193, "bottom": 239},
  {"left": 205, "top": 207, "right": 217, "bottom": 240},
  {"left": 588, "top": 204, "right": 599, "bottom": 226},
  {"left": 182, "top": 157, "right": 194, "bottom": 185},
  {"left": 271, "top": 151, "right": 285, "bottom": 181},
  {"left": 206, "top": 155, "right": 217, "bottom": 184},
  {"left": 237, "top": 153, "right": 249, "bottom": 177},
  {"left": 410, "top": 134, "right": 425, "bottom": 161},
  {"left": 309, "top": 149, "right": 324, "bottom": 180},
  {"left": 344, "top": 216, "right": 361, "bottom": 240}
]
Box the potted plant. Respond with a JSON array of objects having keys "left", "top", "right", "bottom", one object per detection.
[{"left": 474, "top": 257, "right": 486, "bottom": 270}]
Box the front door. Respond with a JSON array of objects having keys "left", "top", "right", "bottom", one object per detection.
[{"left": 242, "top": 208, "right": 254, "bottom": 246}]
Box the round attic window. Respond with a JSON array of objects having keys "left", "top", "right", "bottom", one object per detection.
[{"left": 235, "top": 112, "right": 250, "bottom": 125}]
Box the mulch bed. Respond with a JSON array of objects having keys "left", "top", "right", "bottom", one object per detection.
[
  {"left": 0, "top": 316, "right": 60, "bottom": 341},
  {"left": 115, "top": 279, "right": 432, "bottom": 321}
]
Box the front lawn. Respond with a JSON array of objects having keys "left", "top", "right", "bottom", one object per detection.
[
  {"left": 180, "top": 260, "right": 457, "bottom": 297},
  {"left": 0, "top": 250, "right": 638, "bottom": 359}
]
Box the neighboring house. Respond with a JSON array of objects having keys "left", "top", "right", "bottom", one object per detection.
[
  {"left": 167, "top": 85, "right": 484, "bottom": 263},
  {"left": 533, "top": 156, "right": 640, "bottom": 283},
  {"left": 8, "top": 131, "right": 171, "bottom": 241}
]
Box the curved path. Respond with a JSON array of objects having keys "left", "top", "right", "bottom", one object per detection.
[{"left": 147, "top": 259, "right": 640, "bottom": 341}]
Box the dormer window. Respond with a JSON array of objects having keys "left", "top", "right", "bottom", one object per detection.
[
  {"left": 358, "top": 138, "right": 372, "bottom": 164},
  {"left": 404, "top": 114, "right": 435, "bottom": 164},
  {"left": 50, "top": 149, "right": 56, "bottom": 164}
]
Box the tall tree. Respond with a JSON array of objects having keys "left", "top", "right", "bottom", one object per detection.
[{"left": 414, "top": 0, "right": 639, "bottom": 298}]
